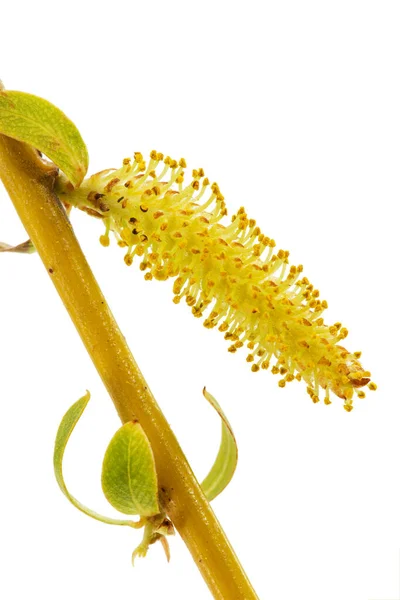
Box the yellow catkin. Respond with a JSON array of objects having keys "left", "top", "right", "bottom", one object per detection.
[{"left": 57, "top": 152, "right": 376, "bottom": 411}]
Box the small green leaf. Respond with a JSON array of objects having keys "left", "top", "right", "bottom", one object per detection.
[
  {"left": 0, "top": 90, "right": 88, "bottom": 187},
  {"left": 0, "top": 238, "right": 35, "bottom": 254},
  {"left": 54, "top": 392, "right": 137, "bottom": 528},
  {"left": 102, "top": 421, "right": 160, "bottom": 517},
  {"left": 201, "top": 388, "right": 238, "bottom": 502}
]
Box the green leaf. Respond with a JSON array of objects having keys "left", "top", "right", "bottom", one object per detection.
[
  {"left": 201, "top": 388, "right": 238, "bottom": 502},
  {"left": 102, "top": 421, "right": 160, "bottom": 517},
  {"left": 0, "top": 238, "right": 35, "bottom": 254},
  {"left": 0, "top": 90, "right": 88, "bottom": 187},
  {"left": 54, "top": 392, "right": 138, "bottom": 528}
]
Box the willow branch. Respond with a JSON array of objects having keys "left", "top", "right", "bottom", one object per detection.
[{"left": 0, "top": 133, "right": 258, "bottom": 600}]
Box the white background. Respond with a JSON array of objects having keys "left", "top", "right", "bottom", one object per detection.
[{"left": 0, "top": 2, "right": 399, "bottom": 599}]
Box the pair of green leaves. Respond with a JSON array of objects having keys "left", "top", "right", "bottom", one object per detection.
[
  {"left": 0, "top": 88, "right": 88, "bottom": 188},
  {"left": 54, "top": 389, "right": 238, "bottom": 561}
]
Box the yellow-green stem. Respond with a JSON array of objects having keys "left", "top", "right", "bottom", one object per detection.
[{"left": 0, "top": 134, "right": 259, "bottom": 600}]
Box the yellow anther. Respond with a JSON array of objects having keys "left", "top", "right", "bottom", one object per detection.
[
  {"left": 99, "top": 235, "right": 110, "bottom": 247},
  {"left": 298, "top": 340, "right": 309, "bottom": 348},
  {"left": 318, "top": 356, "right": 332, "bottom": 366},
  {"left": 348, "top": 371, "right": 363, "bottom": 380}
]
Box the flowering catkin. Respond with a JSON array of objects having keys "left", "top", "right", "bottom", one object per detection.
[{"left": 57, "top": 151, "right": 376, "bottom": 411}]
